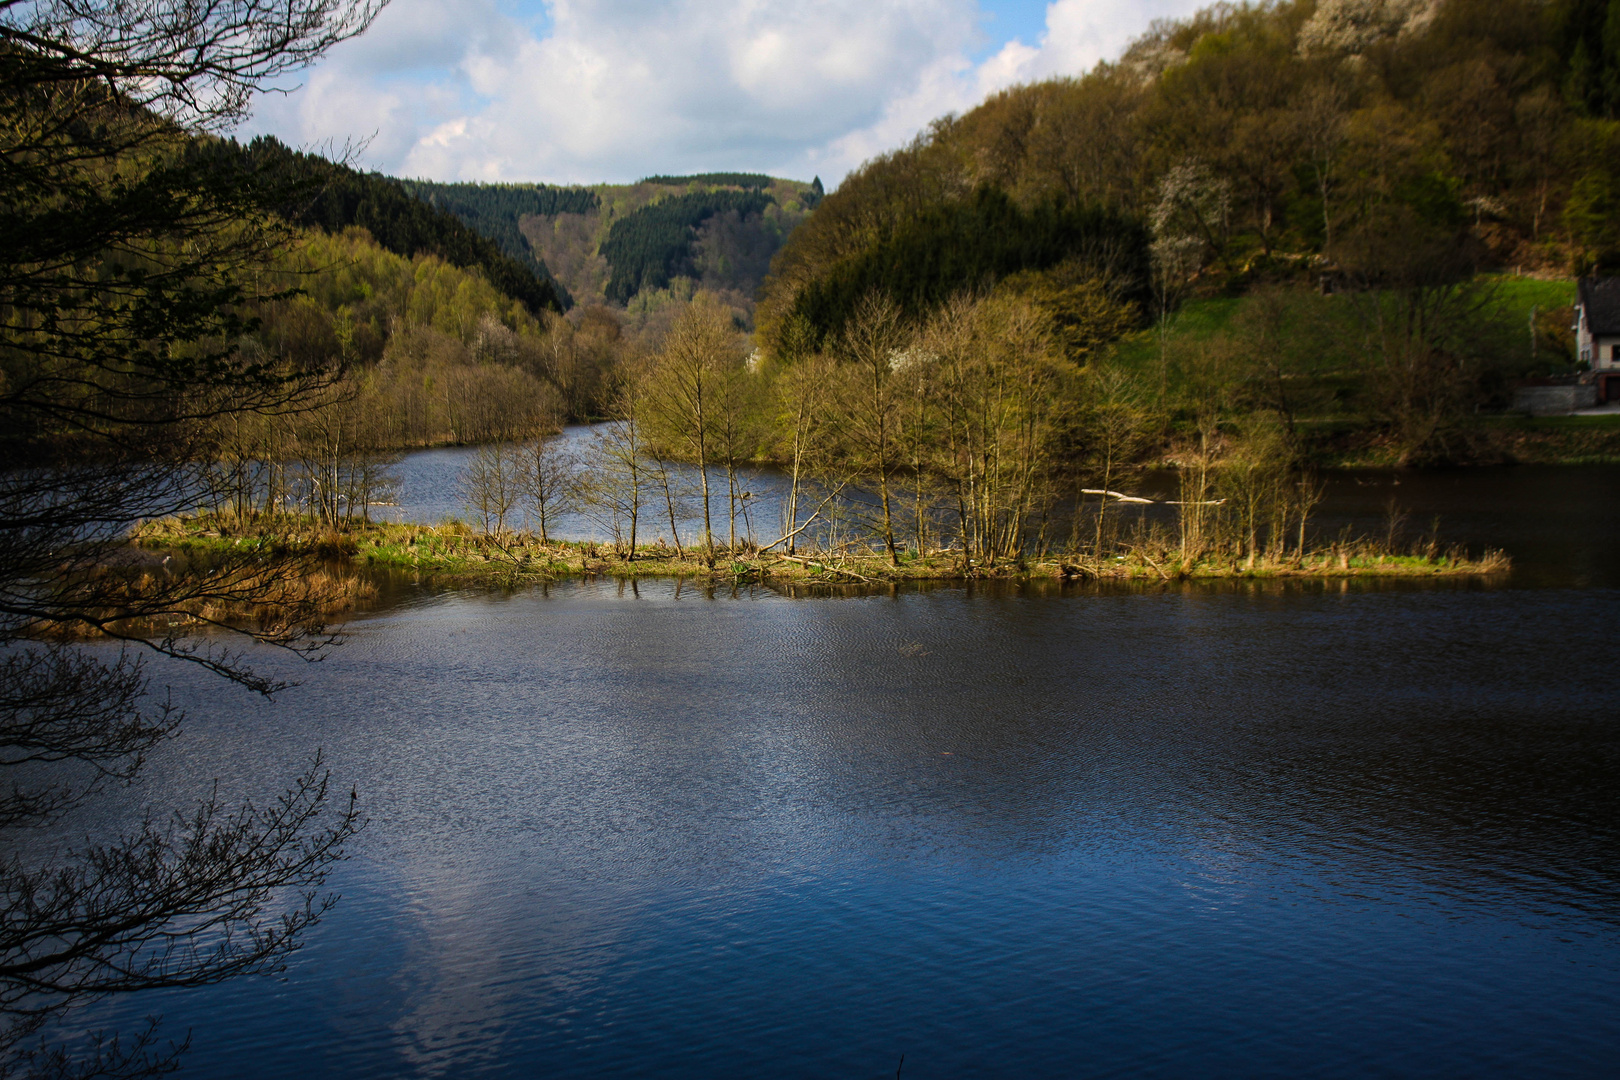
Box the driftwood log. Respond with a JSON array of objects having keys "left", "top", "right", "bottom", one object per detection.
[{"left": 1082, "top": 488, "right": 1226, "bottom": 507}]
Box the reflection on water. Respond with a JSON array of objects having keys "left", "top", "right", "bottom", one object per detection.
[
  {"left": 391, "top": 437, "right": 1620, "bottom": 589},
  {"left": 73, "top": 574, "right": 1620, "bottom": 1078}
]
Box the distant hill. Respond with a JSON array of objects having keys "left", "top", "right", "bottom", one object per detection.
[
  {"left": 400, "top": 180, "right": 599, "bottom": 307},
  {"left": 403, "top": 174, "right": 823, "bottom": 321},
  {"left": 638, "top": 172, "right": 791, "bottom": 191},
  {"left": 205, "top": 137, "right": 567, "bottom": 315},
  {"left": 599, "top": 189, "right": 776, "bottom": 304}
]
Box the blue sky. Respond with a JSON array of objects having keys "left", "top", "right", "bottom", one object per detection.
[
  {"left": 245, "top": 0, "right": 1206, "bottom": 186},
  {"left": 977, "top": 0, "right": 1058, "bottom": 57}
]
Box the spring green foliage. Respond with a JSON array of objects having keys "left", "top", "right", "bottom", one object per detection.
[
  {"left": 1119, "top": 276, "right": 1576, "bottom": 373},
  {"left": 1099, "top": 272, "right": 1582, "bottom": 465},
  {"left": 237, "top": 225, "right": 633, "bottom": 437},
  {"left": 255, "top": 226, "right": 541, "bottom": 364},
  {"left": 750, "top": 0, "right": 1620, "bottom": 464},
  {"left": 600, "top": 190, "right": 776, "bottom": 304},
  {"left": 203, "top": 136, "right": 565, "bottom": 315}
]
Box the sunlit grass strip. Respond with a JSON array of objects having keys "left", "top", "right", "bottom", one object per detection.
[{"left": 131, "top": 514, "right": 1511, "bottom": 585}]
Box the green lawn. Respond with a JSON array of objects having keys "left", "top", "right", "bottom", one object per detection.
[
  {"left": 1478, "top": 274, "right": 1576, "bottom": 312},
  {"left": 1110, "top": 273, "right": 1577, "bottom": 378}
]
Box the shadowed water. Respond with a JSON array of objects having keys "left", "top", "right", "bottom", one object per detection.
[{"left": 44, "top": 462, "right": 1620, "bottom": 1076}]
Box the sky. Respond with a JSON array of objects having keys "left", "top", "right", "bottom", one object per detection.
[{"left": 243, "top": 0, "right": 1207, "bottom": 187}]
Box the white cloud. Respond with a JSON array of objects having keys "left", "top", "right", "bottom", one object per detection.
[
  {"left": 241, "top": 0, "right": 1209, "bottom": 186},
  {"left": 395, "top": 0, "right": 985, "bottom": 183},
  {"left": 1023, "top": 0, "right": 1183, "bottom": 80}
]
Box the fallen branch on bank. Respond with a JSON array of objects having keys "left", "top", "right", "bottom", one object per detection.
[
  {"left": 759, "top": 480, "right": 850, "bottom": 553},
  {"left": 776, "top": 553, "right": 871, "bottom": 583},
  {"left": 1139, "top": 552, "right": 1173, "bottom": 582}
]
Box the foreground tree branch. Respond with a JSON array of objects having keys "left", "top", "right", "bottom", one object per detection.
[
  {"left": 0, "top": 756, "right": 359, "bottom": 1013},
  {"left": 2, "top": 1, "right": 386, "bottom": 1074}
]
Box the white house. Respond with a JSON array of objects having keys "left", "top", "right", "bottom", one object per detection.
[{"left": 1575, "top": 277, "right": 1620, "bottom": 404}]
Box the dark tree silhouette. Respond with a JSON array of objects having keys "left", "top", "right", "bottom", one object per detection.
[{"left": 1, "top": 1, "right": 382, "bottom": 1074}]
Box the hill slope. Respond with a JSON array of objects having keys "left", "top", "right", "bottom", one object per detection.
[
  {"left": 208, "top": 137, "right": 567, "bottom": 315},
  {"left": 408, "top": 174, "right": 823, "bottom": 322},
  {"left": 760, "top": 0, "right": 1612, "bottom": 353},
  {"left": 400, "top": 179, "right": 599, "bottom": 307}
]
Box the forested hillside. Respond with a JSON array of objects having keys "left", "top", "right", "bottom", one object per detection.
[
  {"left": 600, "top": 190, "right": 777, "bottom": 303},
  {"left": 763, "top": 0, "right": 1614, "bottom": 349},
  {"left": 640, "top": 172, "right": 776, "bottom": 189},
  {"left": 409, "top": 174, "right": 823, "bottom": 326},
  {"left": 751, "top": 0, "right": 1620, "bottom": 464},
  {"left": 221, "top": 223, "right": 631, "bottom": 462},
  {"left": 206, "top": 137, "right": 567, "bottom": 315},
  {"left": 157, "top": 143, "right": 822, "bottom": 431},
  {"left": 400, "top": 179, "right": 600, "bottom": 306},
  {"left": 782, "top": 188, "right": 1148, "bottom": 354}
]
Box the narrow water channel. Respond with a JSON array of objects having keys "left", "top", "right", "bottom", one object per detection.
[{"left": 391, "top": 434, "right": 1620, "bottom": 589}]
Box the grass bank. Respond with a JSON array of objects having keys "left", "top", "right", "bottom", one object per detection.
[
  {"left": 1236, "top": 413, "right": 1620, "bottom": 468},
  {"left": 131, "top": 514, "right": 1510, "bottom": 586},
  {"left": 1112, "top": 276, "right": 1620, "bottom": 468}
]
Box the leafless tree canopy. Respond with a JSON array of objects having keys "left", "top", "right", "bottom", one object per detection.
[{"left": 2, "top": 0, "right": 387, "bottom": 128}]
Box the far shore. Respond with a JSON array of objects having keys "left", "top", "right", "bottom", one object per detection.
[{"left": 299, "top": 410, "right": 1620, "bottom": 470}]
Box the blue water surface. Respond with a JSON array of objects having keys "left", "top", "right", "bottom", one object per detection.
[{"left": 67, "top": 572, "right": 1620, "bottom": 1078}]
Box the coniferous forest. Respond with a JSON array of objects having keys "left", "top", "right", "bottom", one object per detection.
[
  {"left": 639, "top": 172, "right": 777, "bottom": 189},
  {"left": 400, "top": 178, "right": 600, "bottom": 304},
  {"left": 600, "top": 190, "right": 778, "bottom": 303}
]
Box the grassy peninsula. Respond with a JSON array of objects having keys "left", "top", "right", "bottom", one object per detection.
[{"left": 132, "top": 513, "right": 1510, "bottom": 591}]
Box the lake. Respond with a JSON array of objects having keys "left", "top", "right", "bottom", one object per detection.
[{"left": 67, "top": 466, "right": 1620, "bottom": 1077}]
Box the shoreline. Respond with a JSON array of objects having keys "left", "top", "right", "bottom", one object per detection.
[
  {"left": 130, "top": 516, "right": 1512, "bottom": 586},
  {"left": 337, "top": 412, "right": 1620, "bottom": 470}
]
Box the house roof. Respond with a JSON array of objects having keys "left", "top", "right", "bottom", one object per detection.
[{"left": 1579, "top": 277, "right": 1620, "bottom": 335}]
